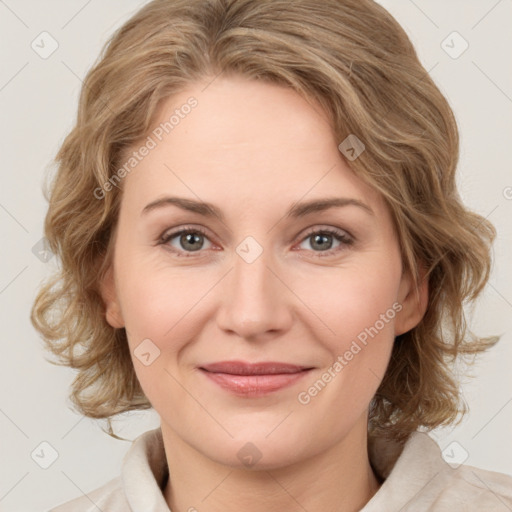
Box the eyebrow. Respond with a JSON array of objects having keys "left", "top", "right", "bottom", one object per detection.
[{"left": 141, "top": 196, "right": 374, "bottom": 220}]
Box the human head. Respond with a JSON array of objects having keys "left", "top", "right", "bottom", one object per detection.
[{"left": 31, "top": 0, "right": 497, "bottom": 445}]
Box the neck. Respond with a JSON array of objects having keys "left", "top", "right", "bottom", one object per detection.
[{"left": 161, "top": 415, "right": 381, "bottom": 512}]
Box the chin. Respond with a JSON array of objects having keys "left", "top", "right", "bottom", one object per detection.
[{"left": 198, "top": 431, "right": 312, "bottom": 471}]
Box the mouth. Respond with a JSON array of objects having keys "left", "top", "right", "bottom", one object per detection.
[{"left": 198, "top": 360, "right": 314, "bottom": 397}]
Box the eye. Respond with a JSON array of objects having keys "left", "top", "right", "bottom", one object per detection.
[
  {"left": 295, "top": 228, "right": 354, "bottom": 257},
  {"left": 158, "top": 225, "right": 354, "bottom": 258},
  {"left": 159, "top": 226, "right": 214, "bottom": 257}
]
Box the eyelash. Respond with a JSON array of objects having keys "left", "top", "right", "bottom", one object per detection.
[{"left": 158, "top": 225, "right": 354, "bottom": 259}]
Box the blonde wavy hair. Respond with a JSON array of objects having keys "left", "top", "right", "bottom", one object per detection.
[{"left": 31, "top": 0, "right": 498, "bottom": 443}]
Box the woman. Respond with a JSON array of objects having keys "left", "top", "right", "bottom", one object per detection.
[{"left": 31, "top": 0, "right": 512, "bottom": 510}]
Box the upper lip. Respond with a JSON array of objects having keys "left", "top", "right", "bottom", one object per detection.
[{"left": 199, "top": 360, "right": 313, "bottom": 375}]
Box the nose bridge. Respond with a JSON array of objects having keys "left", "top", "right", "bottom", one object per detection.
[{"left": 216, "top": 236, "right": 291, "bottom": 338}]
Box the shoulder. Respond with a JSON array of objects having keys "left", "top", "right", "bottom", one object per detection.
[
  {"left": 365, "top": 431, "right": 512, "bottom": 511},
  {"left": 431, "top": 463, "right": 512, "bottom": 509},
  {"left": 48, "top": 428, "right": 168, "bottom": 511},
  {"left": 49, "top": 476, "right": 127, "bottom": 511},
  {"left": 48, "top": 477, "right": 128, "bottom": 511}
]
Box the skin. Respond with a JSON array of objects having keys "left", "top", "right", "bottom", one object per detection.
[{"left": 101, "top": 74, "right": 428, "bottom": 512}]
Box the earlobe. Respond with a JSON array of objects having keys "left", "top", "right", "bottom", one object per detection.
[
  {"left": 394, "top": 264, "right": 429, "bottom": 336},
  {"left": 99, "top": 265, "right": 125, "bottom": 329}
]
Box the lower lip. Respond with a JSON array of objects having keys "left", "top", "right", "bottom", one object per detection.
[{"left": 200, "top": 369, "right": 311, "bottom": 397}]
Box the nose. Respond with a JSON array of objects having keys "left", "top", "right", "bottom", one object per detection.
[{"left": 215, "top": 243, "right": 293, "bottom": 341}]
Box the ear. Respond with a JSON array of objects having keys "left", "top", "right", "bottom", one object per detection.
[
  {"left": 394, "top": 263, "right": 429, "bottom": 336},
  {"left": 99, "top": 265, "right": 125, "bottom": 329}
]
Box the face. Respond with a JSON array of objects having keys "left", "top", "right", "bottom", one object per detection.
[{"left": 102, "top": 75, "right": 427, "bottom": 469}]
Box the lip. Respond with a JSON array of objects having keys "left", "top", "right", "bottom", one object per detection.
[
  {"left": 199, "top": 360, "right": 313, "bottom": 397},
  {"left": 200, "top": 360, "right": 312, "bottom": 375}
]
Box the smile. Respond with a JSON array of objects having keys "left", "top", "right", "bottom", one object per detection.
[{"left": 199, "top": 360, "right": 314, "bottom": 397}]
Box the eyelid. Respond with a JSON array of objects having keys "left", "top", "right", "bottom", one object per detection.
[
  {"left": 159, "top": 224, "right": 210, "bottom": 242},
  {"left": 298, "top": 225, "right": 354, "bottom": 243}
]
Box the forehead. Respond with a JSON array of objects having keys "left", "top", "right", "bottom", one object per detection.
[{"left": 119, "top": 75, "right": 384, "bottom": 215}]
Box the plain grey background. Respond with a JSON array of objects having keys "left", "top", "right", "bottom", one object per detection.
[{"left": 0, "top": 1, "right": 511, "bottom": 510}]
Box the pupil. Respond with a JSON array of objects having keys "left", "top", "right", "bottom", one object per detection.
[
  {"left": 313, "top": 234, "right": 331, "bottom": 251},
  {"left": 183, "top": 233, "right": 202, "bottom": 251}
]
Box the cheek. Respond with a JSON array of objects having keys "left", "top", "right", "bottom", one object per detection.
[
  {"left": 293, "top": 259, "right": 401, "bottom": 410},
  {"left": 296, "top": 261, "right": 402, "bottom": 346},
  {"left": 116, "top": 257, "right": 218, "bottom": 360},
  {"left": 116, "top": 266, "right": 196, "bottom": 402},
  {"left": 290, "top": 267, "right": 400, "bottom": 439}
]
